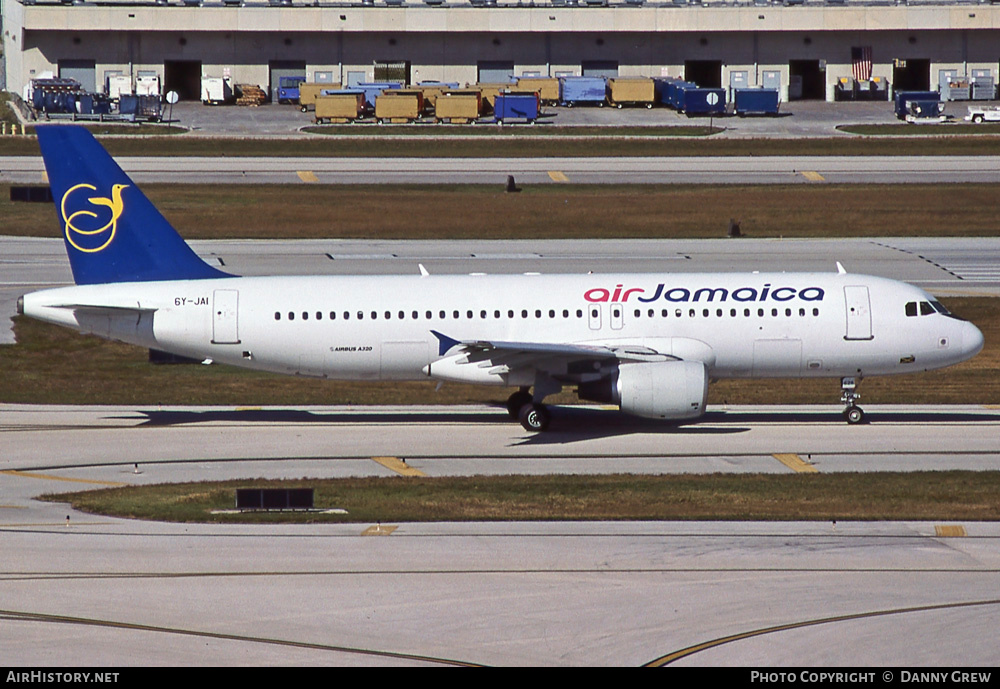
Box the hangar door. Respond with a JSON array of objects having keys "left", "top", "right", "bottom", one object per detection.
[
  {"left": 788, "top": 60, "right": 825, "bottom": 100},
  {"left": 59, "top": 60, "right": 97, "bottom": 93},
  {"left": 478, "top": 61, "right": 515, "bottom": 83},
  {"left": 684, "top": 61, "right": 722, "bottom": 88},
  {"left": 270, "top": 60, "right": 307, "bottom": 103},
  {"left": 375, "top": 60, "right": 411, "bottom": 84},
  {"left": 582, "top": 61, "right": 619, "bottom": 78},
  {"left": 164, "top": 60, "right": 202, "bottom": 101},
  {"left": 893, "top": 59, "right": 931, "bottom": 92}
]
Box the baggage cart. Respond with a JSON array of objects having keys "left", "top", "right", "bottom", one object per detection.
[
  {"left": 375, "top": 92, "right": 422, "bottom": 123},
  {"left": 493, "top": 93, "right": 540, "bottom": 124},
  {"left": 298, "top": 82, "right": 342, "bottom": 112},
  {"left": 314, "top": 92, "right": 365, "bottom": 123},
  {"left": 680, "top": 88, "right": 726, "bottom": 116},
  {"left": 516, "top": 77, "right": 560, "bottom": 105},
  {"left": 434, "top": 90, "right": 482, "bottom": 123},
  {"left": 733, "top": 88, "right": 780, "bottom": 116},
  {"left": 558, "top": 76, "right": 607, "bottom": 107},
  {"left": 607, "top": 77, "right": 655, "bottom": 108}
]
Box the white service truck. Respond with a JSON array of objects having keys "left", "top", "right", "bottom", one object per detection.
[{"left": 965, "top": 105, "right": 1000, "bottom": 123}]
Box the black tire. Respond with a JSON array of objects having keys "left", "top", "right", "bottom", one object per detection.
[
  {"left": 518, "top": 404, "right": 551, "bottom": 432},
  {"left": 506, "top": 390, "right": 533, "bottom": 419},
  {"left": 845, "top": 406, "right": 865, "bottom": 425}
]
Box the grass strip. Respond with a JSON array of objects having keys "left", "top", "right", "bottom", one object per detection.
[
  {"left": 838, "top": 123, "right": 1000, "bottom": 136},
  {"left": 3, "top": 297, "right": 996, "bottom": 406},
  {"left": 2, "top": 133, "right": 1000, "bottom": 157},
  {"left": 6, "top": 183, "right": 1000, "bottom": 240},
  {"left": 42, "top": 472, "right": 1000, "bottom": 523}
]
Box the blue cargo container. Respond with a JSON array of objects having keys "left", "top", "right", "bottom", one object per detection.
[
  {"left": 494, "top": 93, "right": 540, "bottom": 124},
  {"left": 680, "top": 88, "right": 727, "bottom": 115},
  {"left": 893, "top": 90, "right": 939, "bottom": 119},
  {"left": 733, "top": 88, "right": 780, "bottom": 116},
  {"left": 672, "top": 82, "right": 699, "bottom": 110},
  {"left": 354, "top": 82, "right": 403, "bottom": 108},
  {"left": 277, "top": 76, "right": 307, "bottom": 104},
  {"left": 559, "top": 77, "right": 606, "bottom": 106}
]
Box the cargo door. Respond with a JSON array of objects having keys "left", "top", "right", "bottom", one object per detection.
[
  {"left": 212, "top": 289, "right": 241, "bottom": 344},
  {"left": 752, "top": 339, "right": 802, "bottom": 377},
  {"left": 58, "top": 59, "right": 97, "bottom": 93},
  {"left": 843, "top": 286, "right": 873, "bottom": 341}
]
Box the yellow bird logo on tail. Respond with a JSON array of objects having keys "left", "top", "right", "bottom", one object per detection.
[{"left": 61, "top": 183, "right": 130, "bottom": 253}]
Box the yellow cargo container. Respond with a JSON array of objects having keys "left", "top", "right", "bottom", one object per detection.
[
  {"left": 473, "top": 83, "right": 513, "bottom": 108},
  {"left": 607, "top": 77, "right": 655, "bottom": 108},
  {"left": 314, "top": 93, "right": 364, "bottom": 123},
  {"left": 375, "top": 93, "right": 421, "bottom": 122},
  {"left": 516, "top": 77, "right": 560, "bottom": 104},
  {"left": 381, "top": 89, "right": 426, "bottom": 115},
  {"left": 299, "top": 83, "right": 341, "bottom": 112},
  {"left": 434, "top": 91, "right": 482, "bottom": 122}
]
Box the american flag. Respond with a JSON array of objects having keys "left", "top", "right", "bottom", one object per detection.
[{"left": 852, "top": 46, "right": 873, "bottom": 81}]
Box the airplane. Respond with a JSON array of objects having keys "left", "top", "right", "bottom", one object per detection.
[{"left": 17, "top": 126, "right": 985, "bottom": 432}]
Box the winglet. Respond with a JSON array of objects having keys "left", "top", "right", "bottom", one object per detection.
[
  {"left": 430, "top": 330, "right": 461, "bottom": 356},
  {"left": 37, "top": 125, "right": 233, "bottom": 285},
  {"left": 836, "top": 262, "right": 847, "bottom": 275}
]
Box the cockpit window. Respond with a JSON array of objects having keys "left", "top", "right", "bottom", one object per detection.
[
  {"left": 930, "top": 301, "right": 951, "bottom": 315},
  {"left": 905, "top": 302, "right": 918, "bottom": 317},
  {"left": 919, "top": 301, "right": 935, "bottom": 316}
]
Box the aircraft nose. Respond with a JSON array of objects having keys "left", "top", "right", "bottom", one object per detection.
[{"left": 962, "top": 320, "right": 985, "bottom": 359}]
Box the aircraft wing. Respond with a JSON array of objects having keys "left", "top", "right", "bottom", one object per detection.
[{"left": 432, "top": 330, "right": 672, "bottom": 363}]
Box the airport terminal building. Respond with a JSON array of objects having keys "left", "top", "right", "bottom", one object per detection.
[{"left": 2, "top": 0, "right": 1000, "bottom": 103}]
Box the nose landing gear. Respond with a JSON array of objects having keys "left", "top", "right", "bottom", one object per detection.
[{"left": 841, "top": 377, "right": 865, "bottom": 425}]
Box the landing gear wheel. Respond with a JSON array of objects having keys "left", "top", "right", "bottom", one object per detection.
[
  {"left": 844, "top": 406, "right": 865, "bottom": 425},
  {"left": 506, "top": 390, "right": 533, "bottom": 419},
  {"left": 518, "top": 404, "right": 551, "bottom": 432}
]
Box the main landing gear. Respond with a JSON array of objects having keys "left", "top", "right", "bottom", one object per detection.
[
  {"left": 840, "top": 377, "right": 865, "bottom": 425},
  {"left": 506, "top": 388, "right": 551, "bottom": 432}
]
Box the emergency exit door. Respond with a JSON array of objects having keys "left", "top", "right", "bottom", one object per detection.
[{"left": 213, "top": 289, "right": 241, "bottom": 344}]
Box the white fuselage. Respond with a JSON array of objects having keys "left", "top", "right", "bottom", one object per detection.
[{"left": 21, "top": 271, "right": 984, "bottom": 384}]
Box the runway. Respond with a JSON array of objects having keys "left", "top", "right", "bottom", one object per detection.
[
  {"left": 5, "top": 154, "right": 1000, "bottom": 185},
  {"left": 2, "top": 403, "right": 1000, "bottom": 666}
]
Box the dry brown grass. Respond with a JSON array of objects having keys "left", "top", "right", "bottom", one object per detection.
[{"left": 5, "top": 183, "right": 1000, "bottom": 239}]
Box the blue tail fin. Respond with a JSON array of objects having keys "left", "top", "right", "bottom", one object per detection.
[{"left": 37, "top": 125, "right": 233, "bottom": 285}]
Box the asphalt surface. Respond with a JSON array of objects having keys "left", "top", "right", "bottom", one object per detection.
[{"left": 2, "top": 403, "right": 1000, "bottom": 667}]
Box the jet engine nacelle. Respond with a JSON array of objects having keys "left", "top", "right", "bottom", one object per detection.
[{"left": 579, "top": 360, "right": 708, "bottom": 420}]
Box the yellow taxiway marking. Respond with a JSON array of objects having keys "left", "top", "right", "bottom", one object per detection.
[
  {"left": 800, "top": 170, "right": 825, "bottom": 182},
  {"left": 0, "top": 470, "right": 128, "bottom": 487},
  {"left": 297, "top": 170, "right": 319, "bottom": 183},
  {"left": 548, "top": 170, "right": 569, "bottom": 182},
  {"left": 362, "top": 524, "right": 398, "bottom": 537},
  {"left": 772, "top": 453, "right": 818, "bottom": 473},
  {"left": 935, "top": 525, "right": 968, "bottom": 538},
  {"left": 372, "top": 456, "right": 426, "bottom": 477}
]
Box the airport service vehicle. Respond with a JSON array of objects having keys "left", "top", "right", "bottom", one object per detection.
[
  {"left": 19, "top": 126, "right": 984, "bottom": 432},
  {"left": 965, "top": 105, "right": 1000, "bottom": 123}
]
